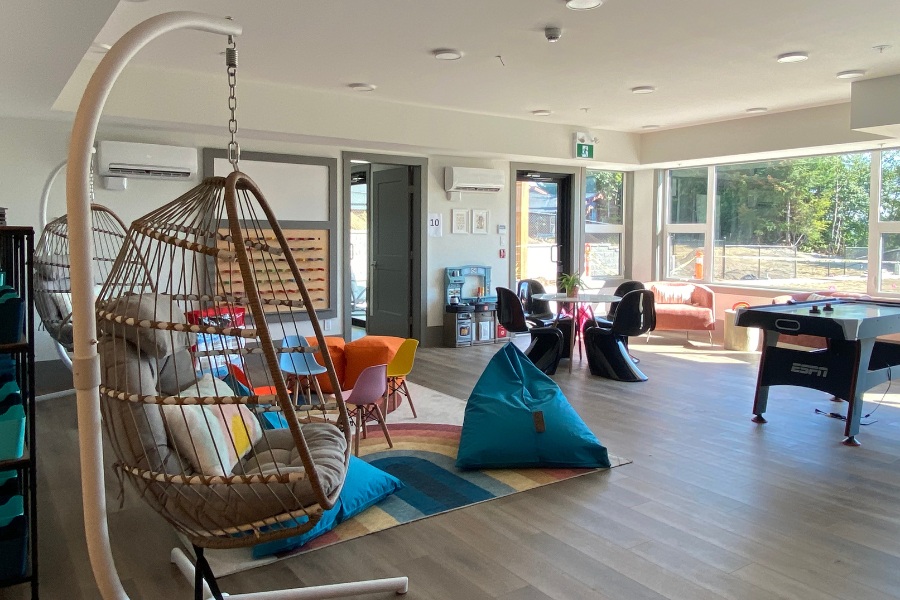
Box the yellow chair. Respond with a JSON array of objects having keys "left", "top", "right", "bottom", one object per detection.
[{"left": 386, "top": 338, "right": 419, "bottom": 418}]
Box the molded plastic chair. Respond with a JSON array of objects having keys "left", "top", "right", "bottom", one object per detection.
[
  {"left": 496, "top": 286, "right": 565, "bottom": 375},
  {"left": 224, "top": 362, "right": 277, "bottom": 396},
  {"left": 279, "top": 335, "right": 328, "bottom": 406},
  {"left": 584, "top": 289, "right": 656, "bottom": 382},
  {"left": 595, "top": 280, "right": 646, "bottom": 327},
  {"left": 517, "top": 279, "right": 556, "bottom": 327},
  {"left": 595, "top": 280, "right": 646, "bottom": 362},
  {"left": 344, "top": 364, "right": 390, "bottom": 456},
  {"left": 386, "top": 338, "right": 419, "bottom": 418}
]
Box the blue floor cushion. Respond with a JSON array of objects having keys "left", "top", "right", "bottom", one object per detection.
[
  {"left": 456, "top": 343, "right": 611, "bottom": 470},
  {"left": 252, "top": 455, "right": 403, "bottom": 558}
]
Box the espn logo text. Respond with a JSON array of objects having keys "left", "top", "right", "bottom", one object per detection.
[{"left": 790, "top": 363, "right": 828, "bottom": 377}]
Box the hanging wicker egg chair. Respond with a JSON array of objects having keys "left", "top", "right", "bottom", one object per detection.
[
  {"left": 96, "top": 172, "right": 351, "bottom": 552},
  {"left": 34, "top": 204, "right": 132, "bottom": 352}
]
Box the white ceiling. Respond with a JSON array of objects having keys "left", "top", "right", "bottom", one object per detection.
[{"left": 6, "top": 0, "right": 900, "bottom": 134}]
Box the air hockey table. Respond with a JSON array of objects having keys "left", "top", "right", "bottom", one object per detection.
[{"left": 735, "top": 298, "right": 900, "bottom": 446}]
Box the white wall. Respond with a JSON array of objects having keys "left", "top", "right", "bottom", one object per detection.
[
  {"left": 426, "top": 157, "right": 511, "bottom": 327},
  {"left": 1, "top": 116, "right": 349, "bottom": 361}
]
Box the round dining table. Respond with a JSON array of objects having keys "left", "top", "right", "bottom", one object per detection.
[{"left": 532, "top": 292, "right": 621, "bottom": 373}]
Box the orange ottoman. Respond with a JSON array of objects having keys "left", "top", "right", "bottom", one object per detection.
[
  {"left": 344, "top": 336, "right": 405, "bottom": 414},
  {"left": 306, "top": 336, "right": 346, "bottom": 394}
]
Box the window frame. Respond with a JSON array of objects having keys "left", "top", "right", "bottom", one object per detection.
[
  {"left": 583, "top": 169, "right": 627, "bottom": 281},
  {"left": 660, "top": 148, "right": 900, "bottom": 296}
]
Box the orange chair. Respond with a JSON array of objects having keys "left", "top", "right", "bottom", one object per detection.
[{"left": 386, "top": 338, "right": 418, "bottom": 418}]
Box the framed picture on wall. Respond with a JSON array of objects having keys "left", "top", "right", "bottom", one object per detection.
[
  {"left": 472, "top": 209, "right": 488, "bottom": 234},
  {"left": 452, "top": 209, "right": 468, "bottom": 234}
]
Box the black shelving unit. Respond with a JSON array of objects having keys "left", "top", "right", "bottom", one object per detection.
[{"left": 0, "top": 227, "right": 37, "bottom": 599}]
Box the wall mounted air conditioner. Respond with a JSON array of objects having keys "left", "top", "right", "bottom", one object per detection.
[
  {"left": 444, "top": 167, "right": 506, "bottom": 194},
  {"left": 96, "top": 141, "right": 198, "bottom": 182}
]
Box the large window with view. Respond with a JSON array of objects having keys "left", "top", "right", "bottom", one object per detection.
[
  {"left": 662, "top": 150, "right": 894, "bottom": 294},
  {"left": 583, "top": 169, "right": 625, "bottom": 284}
]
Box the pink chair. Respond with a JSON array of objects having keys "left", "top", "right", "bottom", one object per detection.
[{"left": 344, "top": 363, "right": 390, "bottom": 456}]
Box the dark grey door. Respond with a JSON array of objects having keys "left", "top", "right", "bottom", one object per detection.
[{"left": 368, "top": 166, "right": 412, "bottom": 336}]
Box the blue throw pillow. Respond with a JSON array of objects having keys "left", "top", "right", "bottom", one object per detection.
[
  {"left": 456, "top": 343, "right": 611, "bottom": 470},
  {"left": 252, "top": 455, "right": 403, "bottom": 558}
]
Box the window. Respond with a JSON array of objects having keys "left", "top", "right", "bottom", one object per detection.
[
  {"left": 878, "top": 149, "right": 900, "bottom": 293},
  {"left": 584, "top": 169, "right": 625, "bottom": 282},
  {"left": 663, "top": 151, "right": 885, "bottom": 293},
  {"left": 666, "top": 168, "right": 708, "bottom": 279}
]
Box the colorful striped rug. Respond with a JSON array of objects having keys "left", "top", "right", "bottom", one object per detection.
[
  {"left": 276, "top": 422, "right": 628, "bottom": 558},
  {"left": 201, "top": 422, "right": 629, "bottom": 576}
]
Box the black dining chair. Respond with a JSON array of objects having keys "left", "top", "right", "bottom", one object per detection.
[
  {"left": 496, "top": 286, "right": 565, "bottom": 375},
  {"left": 516, "top": 279, "right": 556, "bottom": 327},
  {"left": 594, "top": 280, "right": 645, "bottom": 328},
  {"left": 583, "top": 289, "right": 656, "bottom": 382}
]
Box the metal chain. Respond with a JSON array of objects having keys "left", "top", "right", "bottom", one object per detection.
[
  {"left": 89, "top": 152, "right": 96, "bottom": 202},
  {"left": 225, "top": 32, "right": 240, "bottom": 170}
]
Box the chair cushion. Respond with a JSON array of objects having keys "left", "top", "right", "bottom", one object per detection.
[
  {"left": 161, "top": 374, "right": 262, "bottom": 476},
  {"left": 343, "top": 336, "right": 404, "bottom": 389},
  {"left": 307, "top": 336, "right": 346, "bottom": 394},
  {"left": 651, "top": 284, "right": 694, "bottom": 305},
  {"left": 250, "top": 455, "right": 403, "bottom": 558},
  {"left": 654, "top": 305, "right": 714, "bottom": 331},
  {"left": 99, "top": 335, "right": 180, "bottom": 473},
  {"left": 99, "top": 293, "right": 191, "bottom": 358},
  {"left": 154, "top": 424, "right": 348, "bottom": 532},
  {"left": 456, "top": 343, "right": 610, "bottom": 469}
]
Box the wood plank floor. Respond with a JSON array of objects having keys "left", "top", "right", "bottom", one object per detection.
[{"left": 14, "top": 336, "right": 900, "bottom": 599}]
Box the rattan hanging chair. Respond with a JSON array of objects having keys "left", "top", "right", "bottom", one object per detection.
[
  {"left": 34, "top": 204, "right": 132, "bottom": 353},
  {"left": 96, "top": 172, "right": 352, "bottom": 560}
]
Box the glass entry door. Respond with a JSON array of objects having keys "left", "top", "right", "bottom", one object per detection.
[{"left": 515, "top": 171, "right": 572, "bottom": 293}]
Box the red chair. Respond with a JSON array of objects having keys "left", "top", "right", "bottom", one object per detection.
[
  {"left": 344, "top": 364, "right": 390, "bottom": 456},
  {"left": 225, "top": 362, "right": 277, "bottom": 396}
]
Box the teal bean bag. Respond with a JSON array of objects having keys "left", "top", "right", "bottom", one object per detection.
[{"left": 456, "top": 343, "right": 610, "bottom": 469}]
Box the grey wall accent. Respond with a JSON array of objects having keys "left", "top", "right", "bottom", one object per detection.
[{"left": 202, "top": 149, "right": 339, "bottom": 321}]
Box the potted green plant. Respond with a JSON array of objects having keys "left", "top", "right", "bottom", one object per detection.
[{"left": 558, "top": 273, "right": 585, "bottom": 297}]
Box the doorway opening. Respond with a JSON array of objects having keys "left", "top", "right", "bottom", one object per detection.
[
  {"left": 514, "top": 170, "right": 574, "bottom": 292},
  {"left": 342, "top": 153, "right": 426, "bottom": 343}
]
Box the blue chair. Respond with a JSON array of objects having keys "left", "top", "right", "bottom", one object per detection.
[{"left": 279, "top": 335, "right": 329, "bottom": 407}]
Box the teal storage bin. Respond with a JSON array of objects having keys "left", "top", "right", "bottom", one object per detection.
[
  {"left": 0, "top": 296, "right": 23, "bottom": 344},
  {"left": 0, "top": 493, "right": 22, "bottom": 528},
  {"left": 0, "top": 404, "right": 25, "bottom": 461},
  {"left": 0, "top": 355, "right": 15, "bottom": 381},
  {"left": 0, "top": 514, "right": 27, "bottom": 582},
  {"left": 0, "top": 382, "right": 20, "bottom": 415}
]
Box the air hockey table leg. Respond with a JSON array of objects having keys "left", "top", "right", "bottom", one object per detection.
[
  {"left": 751, "top": 331, "right": 779, "bottom": 424},
  {"left": 842, "top": 339, "right": 873, "bottom": 447}
]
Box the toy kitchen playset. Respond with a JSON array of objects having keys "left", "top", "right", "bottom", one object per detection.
[{"left": 442, "top": 265, "right": 505, "bottom": 348}]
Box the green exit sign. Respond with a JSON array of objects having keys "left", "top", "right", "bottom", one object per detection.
[{"left": 576, "top": 143, "right": 594, "bottom": 159}]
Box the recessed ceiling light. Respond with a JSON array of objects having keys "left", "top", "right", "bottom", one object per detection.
[
  {"left": 566, "top": 0, "right": 604, "bottom": 9},
  {"left": 348, "top": 83, "right": 376, "bottom": 92},
  {"left": 631, "top": 86, "right": 656, "bottom": 94},
  {"left": 746, "top": 107, "right": 768, "bottom": 114},
  {"left": 836, "top": 69, "right": 867, "bottom": 79},
  {"left": 776, "top": 51, "right": 808, "bottom": 63},
  {"left": 532, "top": 109, "right": 552, "bottom": 117},
  {"left": 433, "top": 49, "right": 463, "bottom": 60},
  {"left": 642, "top": 125, "right": 660, "bottom": 130}
]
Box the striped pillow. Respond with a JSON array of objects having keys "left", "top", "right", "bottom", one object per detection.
[{"left": 162, "top": 374, "right": 262, "bottom": 476}]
